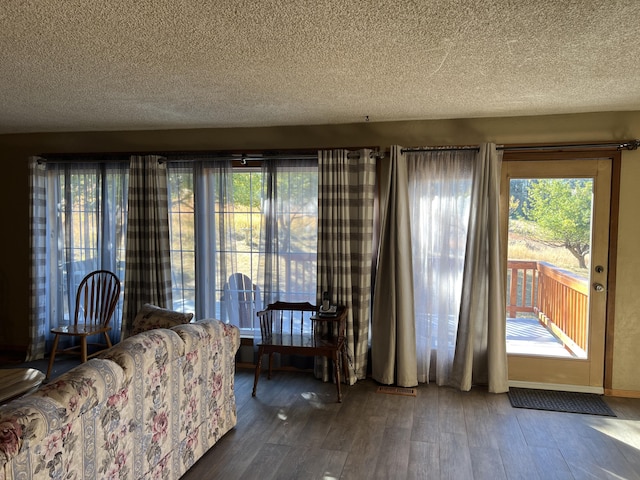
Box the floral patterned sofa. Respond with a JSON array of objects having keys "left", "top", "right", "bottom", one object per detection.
[{"left": 0, "top": 319, "right": 240, "bottom": 480}]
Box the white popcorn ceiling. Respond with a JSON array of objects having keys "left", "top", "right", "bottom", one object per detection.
[{"left": 1, "top": 0, "right": 640, "bottom": 133}]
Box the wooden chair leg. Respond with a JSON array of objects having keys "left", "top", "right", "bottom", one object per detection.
[
  {"left": 103, "top": 332, "right": 113, "bottom": 349},
  {"left": 342, "top": 347, "right": 349, "bottom": 383},
  {"left": 46, "top": 334, "right": 60, "bottom": 380},
  {"left": 252, "top": 347, "right": 264, "bottom": 397},
  {"left": 333, "top": 351, "right": 342, "bottom": 403},
  {"left": 80, "top": 337, "right": 88, "bottom": 363}
]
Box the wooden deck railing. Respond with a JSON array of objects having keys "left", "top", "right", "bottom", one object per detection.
[
  {"left": 506, "top": 260, "right": 539, "bottom": 318},
  {"left": 506, "top": 260, "right": 589, "bottom": 352}
]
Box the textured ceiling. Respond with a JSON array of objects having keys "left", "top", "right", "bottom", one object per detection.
[{"left": 2, "top": 1, "right": 640, "bottom": 134}]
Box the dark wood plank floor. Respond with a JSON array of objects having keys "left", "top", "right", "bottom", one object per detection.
[{"left": 183, "top": 368, "right": 640, "bottom": 480}]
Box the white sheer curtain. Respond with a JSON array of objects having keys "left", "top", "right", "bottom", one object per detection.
[
  {"left": 28, "top": 159, "right": 128, "bottom": 358},
  {"left": 257, "top": 158, "right": 318, "bottom": 306},
  {"left": 407, "top": 148, "right": 474, "bottom": 385},
  {"left": 168, "top": 157, "right": 317, "bottom": 331},
  {"left": 407, "top": 144, "right": 508, "bottom": 392},
  {"left": 167, "top": 159, "right": 238, "bottom": 323},
  {"left": 253, "top": 158, "right": 318, "bottom": 370},
  {"left": 194, "top": 160, "right": 238, "bottom": 321}
]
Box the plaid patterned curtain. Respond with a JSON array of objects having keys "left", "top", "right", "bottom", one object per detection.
[
  {"left": 317, "top": 149, "right": 376, "bottom": 385},
  {"left": 27, "top": 157, "right": 48, "bottom": 361},
  {"left": 122, "top": 155, "right": 173, "bottom": 338}
]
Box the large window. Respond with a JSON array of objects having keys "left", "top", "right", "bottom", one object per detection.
[
  {"left": 32, "top": 156, "right": 317, "bottom": 347},
  {"left": 167, "top": 159, "right": 318, "bottom": 330},
  {"left": 41, "top": 161, "right": 128, "bottom": 344}
]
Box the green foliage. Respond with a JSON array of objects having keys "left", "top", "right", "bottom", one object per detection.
[
  {"left": 509, "top": 195, "right": 520, "bottom": 217},
  {"left": 509, "top": 179, "right": 529, "bottom": 218},
  {"left": 232, "top": 172, "right": 262, "bottom": 208},
  {"left": 523, "top": 179, "right": 593, "bottom": 268}
]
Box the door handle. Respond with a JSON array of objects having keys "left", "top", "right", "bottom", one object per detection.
[{"left": 593, "top": 283, "right": 605, "bottom": 292}]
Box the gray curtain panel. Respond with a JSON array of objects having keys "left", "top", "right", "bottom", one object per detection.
[
  {"left": 371, "top": 143, "right": 507, "bottom": 391},
  {"left": 371, "top": 146, "right": 419, "bottom": 387},
  {"left": 121, "top": 155, "right": 173, "bottom": 338},
  {"left": 317, "top": 149, "right": 376, "bottom": 384},
  {"left": 451, "top": 143, "right": 509, "bottom": 392}
]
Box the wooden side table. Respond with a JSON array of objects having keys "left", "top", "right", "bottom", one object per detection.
[
  {"left": 252, "top": 302, "right": 348, "bottom": 402},
  {"left": 0, "top": 368, "right": 45, "bottom": 404}
]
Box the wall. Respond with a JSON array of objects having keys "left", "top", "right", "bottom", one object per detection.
[
  {"left": 1, "top": 111, "right": 639, "bottom": 393},
  {"left": 612, "top": 148, "right": 640, "bottom": 396}
]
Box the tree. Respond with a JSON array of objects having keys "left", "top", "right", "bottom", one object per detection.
[
  {"left": 232, "top": 171, "right": 262, "bottom": 209},
  {"left": 524, "top": 179, "right": 593, "bottom": 269},
  {"left": 508, "top": 178, "right": 529, "bottom": 218}
]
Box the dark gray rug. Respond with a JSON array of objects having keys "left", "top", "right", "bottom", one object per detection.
[{"left": 508, "top": 388, "right": 616, "bottom": 416}]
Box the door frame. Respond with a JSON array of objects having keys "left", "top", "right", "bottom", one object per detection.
[{"left": 501, "top": 149, "right": 621, "bottom": 393}]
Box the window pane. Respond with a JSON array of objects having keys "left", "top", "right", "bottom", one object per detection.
[
  {"left": 266, "top": 164, "right": 318, "bottom": 304},
  {"left": 168, "top": 161, "right": 318, "bottom": 327},
  {"left": 48, "top": 163, "right": 127, "bottom": 339},
  {"left": 168, "top": 167, "right": 195, "bottom": 313}
]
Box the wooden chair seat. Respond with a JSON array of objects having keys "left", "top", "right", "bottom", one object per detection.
[
  {"left": 50, "top": 324, "right": 112, "bottom": 336},
  {"left": 252, "top": 301, "right": 348, "bottom": 402}
]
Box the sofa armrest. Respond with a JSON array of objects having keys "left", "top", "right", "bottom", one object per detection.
[{"left": 0, "top": 358, "right": 124, "bottom": 467}]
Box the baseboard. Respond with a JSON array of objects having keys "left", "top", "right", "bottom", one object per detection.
[
  {"left": 604, "top": 388, "right": 640, "bottom": 398},
  {"left": 509, "top": 380, "right": 604, "bottom": 395}
]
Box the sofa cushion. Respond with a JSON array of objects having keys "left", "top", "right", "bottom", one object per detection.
[
  {"left": 101, "top": 328, "right": 185, "bottom": 383},
  {"left": 131, "top": 303, "right": 193, "bottom": 336}
]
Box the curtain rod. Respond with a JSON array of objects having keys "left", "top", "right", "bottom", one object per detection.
[
  {"left": 162, "top": 153, "right": 318, "bottom": 164},
  {"left": 401, "top": 140, "right": 640, "bottom": 154},
  {"left": 38, "top": 151, "right": 318, "bottom": 163},
  {"left": 162, "top": 150, "right": 383, "bottom": 164},
  {"left": 39, "top": 148, "right": 382, "bottom": 163}
]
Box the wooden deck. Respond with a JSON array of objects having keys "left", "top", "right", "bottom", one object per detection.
[
  {"left": 506, "top": 316, "right": 574, "bottom": 358},
  {"left": 507, "top": 260, "right": 589, "bottom": 358}
]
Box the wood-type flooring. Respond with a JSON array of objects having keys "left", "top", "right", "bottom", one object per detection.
[{"left": 182, "top": 368, "right": 640, "bottom": 479}]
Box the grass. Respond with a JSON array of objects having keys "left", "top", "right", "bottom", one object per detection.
[{"left": 508, "top": 220, "right": 589, "bottom": 279}]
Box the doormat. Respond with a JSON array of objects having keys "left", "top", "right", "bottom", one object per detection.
[
  {"left": 376, "top": 386, "right": 417, "bottom": 397},
  {"left": 508, "top": 388, "right": 616, "bottom": 416}
]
